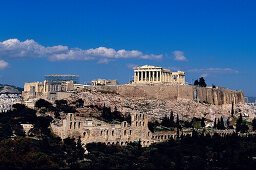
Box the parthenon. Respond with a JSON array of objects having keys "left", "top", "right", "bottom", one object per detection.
[{"left": 133, "top": 65, "right": 185, "bottom": 85}]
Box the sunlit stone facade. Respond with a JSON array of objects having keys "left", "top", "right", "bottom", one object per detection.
[{"left": 133, "top": 65, "right": 185, "bottom": 85}]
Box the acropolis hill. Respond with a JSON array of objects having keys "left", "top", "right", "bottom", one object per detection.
[
  {"left": 20, "top": 65, "right": 253, "bottom": 147},
  {"left": 22, "top": 65, "right": 247, "bottom": 123}
]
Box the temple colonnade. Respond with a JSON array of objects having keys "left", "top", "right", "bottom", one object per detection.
[{"left": 134, "top": 70, "right": 171, "bottom": 83}]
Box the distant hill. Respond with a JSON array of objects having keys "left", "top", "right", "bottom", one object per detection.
[
  {"left": 247, "top": 96, "right": 256, "bottom": 103},
  {"left": 0, "top": 84, "right": 23, "bottom": 94}
]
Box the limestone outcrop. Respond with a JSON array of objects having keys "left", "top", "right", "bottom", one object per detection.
[
  {"left": 68, "top": 85, "right": 251, "bottom": 123},
  {"left": 80, "top": 85, "right": 244, "bottom": 105}
]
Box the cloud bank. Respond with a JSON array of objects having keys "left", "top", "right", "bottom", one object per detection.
[
  {"left": 188, "top": 68, "right": 240, "bottom": 74},
  {"left": 0, "top": 39, "right": 162, "bottom": 64},
  {"left": 188, "top": 68, "right": 239, "bottom": 77},
  {"left": 173, "top": 50, "right": 187, "bottom": 61},
  {"left": 0, "top": 60, "right": 8, "bottom": 69}
]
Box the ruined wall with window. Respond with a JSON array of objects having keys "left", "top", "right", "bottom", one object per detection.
[{"left": 51, "top": 112, "right": 155, "bottom": 147}]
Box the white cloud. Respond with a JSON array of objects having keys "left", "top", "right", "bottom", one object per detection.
[
  {"left": 0, "top": 60, "right": 8, "bottom": 69},
  {"left": 188, "top": 68, "right": 240, "bottom": 74},
  {"left": 0, "top": 39, "right": 162, "bottom": 63},
  {"left": 127, "top": 64, "right": 139, "bottom": 69},
  {"left": 201, "top": 73, "right": 208, "bottom": 78},
  {"left": 173, "top": 50, "right": 187, "bottom": 61}
]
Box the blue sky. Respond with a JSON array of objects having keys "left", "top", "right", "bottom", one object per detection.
[{"left": 0, "top": 0, "right": 255, "bottom": 96}]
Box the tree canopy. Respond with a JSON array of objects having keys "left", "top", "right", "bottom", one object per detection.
[{"left": 194, "top": 77, "right": 207, "bottom": 87}]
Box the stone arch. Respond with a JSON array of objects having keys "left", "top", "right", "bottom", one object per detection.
[
  {"left": 70, "top": 122, "right": 72, "bottom": 129},
  {"left": 124, "top": 122, "right": 127, "bottom": 127},
  {"left": 130, "top": 130, "right": 132, "bottom": 135},
  {"left": 83, "top": 132, "right": 86, "bottom": 137},
  {"left": 107, "top": 142, "right": 110, "bottom": 145},
  {"left": 136, "top": 122, "right": 138, "bottom": 126},
  {"left": 121, "top": 142, "right": 124, "bottom": 145},
  {"left": 74, "top": 122, "right": 76, "bottom": 129},
  {"left": 143, "top": 122, "right": 144, "bottom": 126},
  {"left": 139, "top": 121, "right": 141, "bottom": 126},
  {"left": 143, "top": 114, "right": 145, "bottom": 120},
  {"left": 112, "top": 130, "right": 114, "bottom": 136},
  {"left": 124, "top": 130, "right": 127, "bottom": 135}
]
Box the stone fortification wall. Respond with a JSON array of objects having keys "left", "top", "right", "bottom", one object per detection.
[{"left": 83, "top": 85, "right": 244, "bottom": 105}]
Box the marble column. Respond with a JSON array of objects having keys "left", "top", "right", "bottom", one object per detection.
[{"left": 134, "top": 71, "right": 136, "bottom": 82}]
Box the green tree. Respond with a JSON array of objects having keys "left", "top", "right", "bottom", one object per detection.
[
  {"left": 76, "top": 136, "right": 85, "bottom": 160},
  {"left": 148, "top": 121, "right": 159, "bottom": 132},
  {"left": 214, "top": 118, "right": 217, "bottom": 129},
  {"left": 199, "top": 77, "right": 207, "bottom": 87},
  {"left": 161, "top": 115, "right": 170, "bottom": 127},
  {"left": 176, "top": 114, "right": 180, "bottom": 129},
  {"left": 55, "top": 99, "right": 76, "bottom": 113},
  {"left": 201, "top": 117, "right": 205, "bottom": 127},
  {"left": 35, "top": 99, "right": 53, "bottom": 109},
  {"left": 227, "top": 119, "right": 230, "bottom": 129},
  {"left": 217, "top": 117, "right": 225, "bottom": 130},
  {"left": 194, "top": 77, "right": 207, "bottom": 87},
  {"left": 236, "top": 113, "right": 243, "bottom": 133},
  {"left": 170, "top": 111, "right": 175, "bottom": 127},
  {"left": 252, "top": 118, "right": 256, "bottom": 131},
  {"left": 194, "top": 80, "right": 199, "bottom": 86},
  {"left": 231, "top": 101, "right": 235, "bottom": 117},
  {"left": 32, "top": 116, "right": 53, "bottom": 136},
  {"left": 12, "top": 103, "right": 26, "bottom": 111},
  {"left": 75, "top": 99, "right": 84, "bottom": 108}
]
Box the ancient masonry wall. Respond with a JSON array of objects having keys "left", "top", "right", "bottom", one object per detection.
[{"left": 83, "top": 85, "right": 244, "bottom": 105}]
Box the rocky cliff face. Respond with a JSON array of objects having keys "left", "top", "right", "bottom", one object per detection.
[
  {"left": 68, "top": 86, "right": 252, "bottom": 123},
  {"left": 80, "top": 85, "right": 244, "bottom": 105}
]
